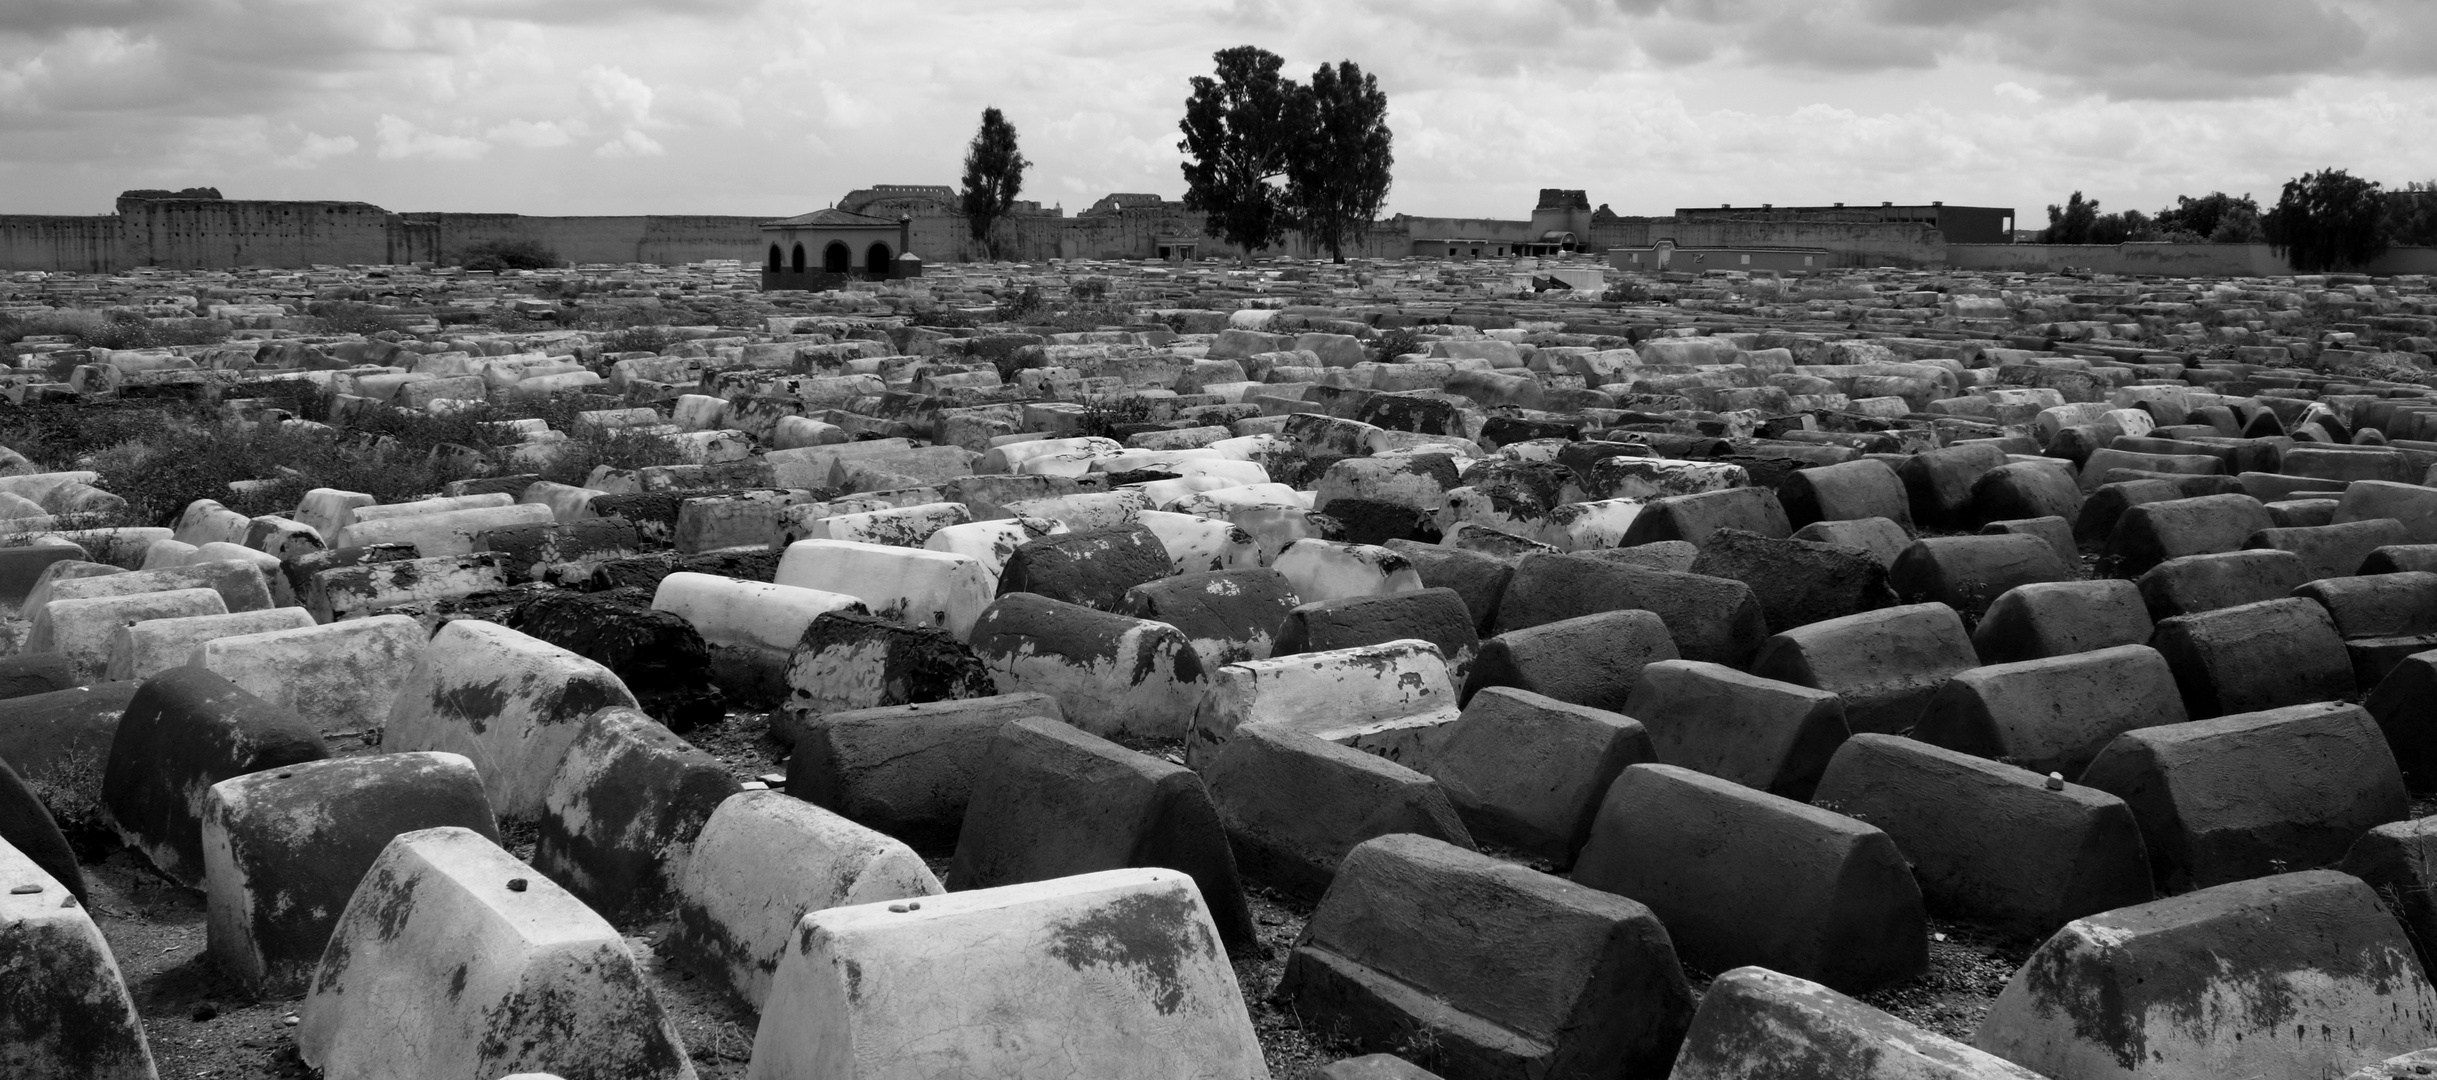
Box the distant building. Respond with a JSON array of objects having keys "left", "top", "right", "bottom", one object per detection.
[
  {"left": 737, "top": 183, "right": 1994, "bottom": 286},
  {"left": 759, "top": 207, "right": 916, "bottom": 291},
  {"left": 836, "top": 185, "right": 957, "bottom": 216},
  {"left": 1084, "top": 193, "right": 1172, "bottom": 215},
  {"left": 1406, "top": 188, "right": 1591, "bottom": 259},
  {"left": 1672, "top": 202, "right": 2016, "bottom": 244}
]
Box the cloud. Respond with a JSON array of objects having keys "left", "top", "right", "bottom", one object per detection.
[
  {"left": 593, "top": 127, "right": 663, "bottom": 158},
  {"left": 434, "top": 0, "right": 768, "bottom": 26},
  {"left": 276, "top": 131, "right": 360, "bottom": 168},
  {"left": 582, "top": 65, "right": 654, "bottom": 125},
  {"left": 374, "top": 114, "right": 486, "bottom": 160},
  {"left": 0, "top": 0, "right": 2432, "bottom": 223},
  {"left": 487, "top": 118, "right": 578, "bottom": 148}
]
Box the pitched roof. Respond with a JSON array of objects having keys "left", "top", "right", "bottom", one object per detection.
[{"left": 761, "top": 207, "right": 900, "bottom": 228}]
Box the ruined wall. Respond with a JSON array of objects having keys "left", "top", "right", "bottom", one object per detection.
[
  {"left": 1596, "top": 217, "right": 1947, "bottom": 268},
  {"left": 0, "top": 216, "right": 121, "bottom": 273},
  {"left": 0, "top": 195, "right": 1956, "bottom": 273},
  {"left": 1948, "top": 242, "right": 2437, "bottom": 278},
  {"left": 118, "top": 199, "right": 392, "bottom": 268},
  {"left": 924, "top": 208, "right": 1406, "bottom": 263},
  {"left": 1400, "top": 216, "right": 1545, "bottom": 245},
  {"left": 389, "top": 214, "right": 765, "bottom": 266}
]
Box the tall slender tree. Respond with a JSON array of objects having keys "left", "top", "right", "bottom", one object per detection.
[
  {"left": 2264, "top": 168, "right": 2389, "bottom": 272},
  {"left": 1178, "top": 46, "right": 1308, "bottom": 260},
  {"left": 1287, "top": 60, "right": 1393, "bottom": 264},
  {"left": 958, "top": 107, "right": 1029, "bottom": 260}
]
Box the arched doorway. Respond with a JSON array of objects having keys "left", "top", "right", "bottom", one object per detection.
[
  {"left": 766, "top": 244, "right": 782, "bottom": 272},
  {"left": 790, "top": 243, "right": 806, "bottom": 271},
  {"left": 865, "top": 242, "right": 892, "bottom": 277},
  {"left": 823, "top": 242, "right": 851, "bottom": 273}
]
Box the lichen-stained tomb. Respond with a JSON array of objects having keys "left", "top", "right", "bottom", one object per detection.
[{"left": 10, "top": 250, "right": 2437, "bottom": 1079}]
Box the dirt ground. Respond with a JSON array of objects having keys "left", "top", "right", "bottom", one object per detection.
[{"left": 80, "top": 704, "right": 2036, "bottom": 1080}]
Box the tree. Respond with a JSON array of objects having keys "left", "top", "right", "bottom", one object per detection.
[
  {"left": 2209, "top": 200, "right": 2266, "bottom": 244},
  {"left": 2041, "top": 192, "right": 2099, "bottom": 244},
  {"left": 2042, "top": 193, "right": 2093, "bottom": 243},
  {"left": 1179, "top": 45, "right": 1309, "bottom": 259},
  {"left": 2154, "top": 191, "right": 2263, "bottom": 243},
  {"left": 958, "top": 107, "right": 1030, "bottom": 261},
  {"left": 1286, "top": 60, "right": 1393, "bottom": 264},
  {"left": 2385, "top": 181, "right": 2437, "bottom": 248},
  {"left": 2089, "top": 209, "right": 2157, "bottom": 245},
  {"left": 2263, "top": 168, "right": 2389, "bottom": 272}
]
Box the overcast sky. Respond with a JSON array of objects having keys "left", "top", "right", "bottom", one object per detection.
[{"left": 2, "top": 0, "right": 2433, "bottom": 224}]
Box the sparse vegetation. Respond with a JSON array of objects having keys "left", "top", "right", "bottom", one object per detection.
[
  {"left": 0, "top": 390, "right": 682, "bottom": 528},
  {"left": 309, "top": 300, "right": 401, "bottom": 336},
  {"left": 1368, "top": 326, "right": 1423, "bottom": 361},
  {"left": 598, "top": 323, "right": 686, "bottom": 354},
  {"left": 995, "top": 285, "right": 1047, "bottom": 322},
  {"left": 1602, "top": 280, "right": 1654, "bottom": 303},
  {"left": 1074, "top": 394, "right": 1160, "bottom": 440},
  {"left": 0, "top": 307, "right": 231, "bottom": 351},
  {"left": 460, "top": 237, "right": 562, "bottom": 272}
]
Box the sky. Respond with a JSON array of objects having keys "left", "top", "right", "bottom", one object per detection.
[{"left": 1, "top": 0, "right": 2433, "bottom": 224}]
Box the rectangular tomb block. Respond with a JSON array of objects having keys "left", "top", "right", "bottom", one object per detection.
[
  {"left": 745, "top": 868, "right": 1266, "bottom": 1080},
  {"left": 299, "top": 826, "right": 694, "bottom": 1080}
]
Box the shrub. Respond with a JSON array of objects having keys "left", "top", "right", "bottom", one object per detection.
[
  {"left": 1369, "top": 327, "right": 1424, "bottom": 361},
  {"left": 598, "top": 324, "right": 683, "bottom": 355},
  {"left": 995, "top": 285, "right": 1046, "bottom": 321},
  {"left": 1074, "top": 395, "right": 1159, "bottom": 440},
  {"left": 460, "top": 237, "right": 561, "bottom": 272},
  {"left": 1030, "top": 310, "right": 1124, "bottom": 333},
  {"left": 1069, "top": 276, "right": 1113, "bottom": 301},
  {"left": 309, "top": 301, "right": 399, "bottom": 336},
  {"left": 528, "top": 425, "right": 684, "bottom": 487},
  {"left": 1602, "top": 280, "right": 1653, "bottom": 303}
]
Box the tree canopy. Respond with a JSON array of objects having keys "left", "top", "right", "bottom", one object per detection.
[
  {"left": 1285, "top": 60, "right": 1394, "bottom": 264},
  {"left": 2263, "top": 168, "right": 2390, "bottom": 273},
  {"left": 2041, "top": 191, "right": 2099, "bottom": 244},
  {"left": 2155, "top": 192, "right": 2263, "bottom": 243},
  {"left": 958, "top": 107, "right": 1030, "bottom": 260},
  {"left": 2385, "top": 181, "right": 2437, "bottom": 248},
  {"left": 1178, "top": 46, "right": 1309, "bottom": 258}
]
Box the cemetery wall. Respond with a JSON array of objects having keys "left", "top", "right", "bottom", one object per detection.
[
  {"left": 45, "top": 197, "right": 2386, "bottom": 276},
  {"left": 1949, "top": 242, "right": 2437, "bottom": 277},
  {"left": 983, "top": 210, "right": 1408, "bottom": 264},
  {"left": 0, "top": 215, "right": 121, "bottom": 273},
  {"left": 1399, "top": 216, "right": 1545, "bottom": 245},
  {"left": 117, "top": 198, "right": 394, "bottom": 269},
  {"left": 1593, "top": 217, "right": 1948, "bottom": 268},
  {"left": 389, "top": 214, "right": 766, "bottom": 267}
]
